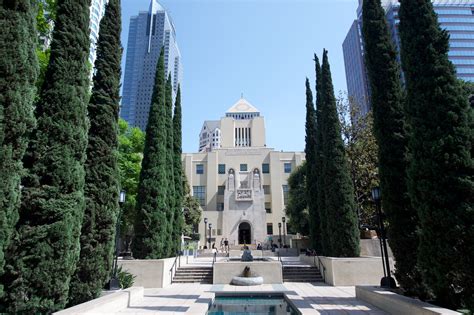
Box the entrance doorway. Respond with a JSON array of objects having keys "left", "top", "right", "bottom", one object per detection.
[{"left": 238, "top": 222, "right": 251, "bottom": 244}]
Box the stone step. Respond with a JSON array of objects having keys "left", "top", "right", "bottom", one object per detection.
[
  {"left": 173, "top": 280, "right": 213, "bottom": 284},
  {"left": 173, "top": 277, "right": 212, "bottom": 280},
  {"left": 283, "top": 279, "right": 324, "bottom": 283}
]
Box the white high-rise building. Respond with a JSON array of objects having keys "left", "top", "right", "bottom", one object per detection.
[
  {"left": 89, "top": 0, "right": 109, "bottom": 67},
  {"left": 121, "top": 0, "right": 183, "bottom": 130},
  {"left": 183, "top": 98, "right": 305, "bottom": 248}
]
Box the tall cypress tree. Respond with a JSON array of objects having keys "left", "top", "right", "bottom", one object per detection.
[
  {"left": 304, "top": 77, "right": 322, "bottom": 253},
  {"left": 320, "top": 50, "right": 360, "bottom": 257},
  {"left": 3, "top": 0, "right": 91, "bottom": 312},
  {"left": 68, "top": 0, "right": 122, "bottom": 306},
  {"left": 164, "top": 74, "right": 175, "bottom": 258},
  {"left": 314, "top": 55, "right": 329, "bottom": 255},
  {"left": 399, "top": 0, "right": 473, "bottom": 308},
  {"left": 0, "top": 0, "right": 37, "bottom": 300},
  {"left": 132, "top": 48, "right": 169, "bottom": 259},
  {"left": 172, "top": 85, "right": 184, "bottom": 254},
  {"left": 361, "top": 0, "right": 425, "bottom": 296}
]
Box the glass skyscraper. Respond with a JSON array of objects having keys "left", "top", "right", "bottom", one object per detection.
[
  {"left": 343, "top": 0, "right": 474, "bottom": 115},
  {"left": 121, "top": 0, "right": 182, "bottom": 130}
]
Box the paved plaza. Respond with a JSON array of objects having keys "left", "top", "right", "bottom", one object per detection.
[
  {"left": 111, "top": 256, "right": 388, "bottom": 314},
  {"left": 116, "top": 282, "right": 387, "bottom": 315}
]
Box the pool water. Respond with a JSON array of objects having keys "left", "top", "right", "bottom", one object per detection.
[{"left": 206, "top": 295, "right": 300, "bottom": 315}]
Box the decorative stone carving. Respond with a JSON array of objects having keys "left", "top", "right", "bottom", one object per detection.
[
  {"left": 236, "top": 189, "right": 252, "bottom": 201},
  {"left": 228, "top": 169, "right": 235, "bottom": 192},
  {"left": 252, "top": 169, "right": 261, "bottom": 191}
]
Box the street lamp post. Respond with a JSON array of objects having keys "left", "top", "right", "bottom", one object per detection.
[
  {"left": 282, "top": 217, "right": 286, "bottom": 247},
  {"left": 372, "top": 187, "right": 396, "bottom": 288},
  {"left": 204, "top": 217, "right": 208, "bottom": 249},
  {"left": 108, "top": 190, "right": 126, "bottom": 290},
  {"left": 208, "top": 223, "right": 212, "bottom": 249},
  {"left": 278, "top": 222, "right": 282, "bottom": 249}
]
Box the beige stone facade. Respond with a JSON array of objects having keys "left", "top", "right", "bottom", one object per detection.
[{"left": 183, "top": 99, "right": 305, "bottom": 248}]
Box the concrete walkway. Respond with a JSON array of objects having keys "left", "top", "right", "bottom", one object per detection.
[{"left": 116, "top": 282, "right": 387, "bottom": 315}]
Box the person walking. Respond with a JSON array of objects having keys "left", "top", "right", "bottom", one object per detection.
[{"left": 224, "top": 238, "right": 229, "bottom": 253}]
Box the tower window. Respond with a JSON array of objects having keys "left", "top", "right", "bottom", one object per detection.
[
  {"left": 240, "top": 164, "right": 248, "bottom": 172},
  {"left": 196, "top": 164, "right": 204, "bottom": 174},
  {"left": 218, "top": 164, "right": 226, "bottom": 174}
]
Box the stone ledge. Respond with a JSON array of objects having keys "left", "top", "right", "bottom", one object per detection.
[
  {"left": 315, "top": 256, "right": 395, "bottom": 286},
  {"left": 356, "top": 286, "right": 461, "bottom": 315},
  {"left": 54, "top": 287, "right": 144, "bottom": 315}
]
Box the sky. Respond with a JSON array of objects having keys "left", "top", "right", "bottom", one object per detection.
[{"left": 120, "top": 0, "right": 358, "bottom": 153}]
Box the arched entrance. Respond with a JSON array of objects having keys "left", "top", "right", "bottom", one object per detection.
[{"left": 238, "top": 222, "right": 251, "bottom": 244}]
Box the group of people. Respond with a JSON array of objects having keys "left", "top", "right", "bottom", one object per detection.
[{"left": 205, "top": 238, "right": 230, "bottom": 253}]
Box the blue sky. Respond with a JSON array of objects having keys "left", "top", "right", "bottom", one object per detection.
[{"left": 120, "top": 0, "right": 358, "bottom": 153}]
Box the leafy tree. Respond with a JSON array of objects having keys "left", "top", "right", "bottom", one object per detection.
[
  {"left": 117, "top": 119, "right": 144, "bottom": 253},
  {"left": 0, "top": 0, "right": 38, "bottom": 300},
  {"left": 459, "top": 79, "right": 474, "bottom": 100},
  {"left": 172, "top": 86, "right": 184, "bottom": 253},
  {"left": 304, "top": 77, "right": 322, "bottom": 252},
  {"left": 336, "top": 94, "right": 379, "bottom": 228},
  {"left": 3, "top": 0, "right": 91, "bottom": 312},
  {"left": 286, "top": 163, "right": 310, "bottom": 236},
  {"left": 320, "top": 50, "right": 360, "bottom": 257},
  {"left": 68, "top": 0, "right": 122, "bottom": 306},
  {"left": 164, "top": 74, "right": 175, "bottom": 257},
  {"left": 182, "top": 178, "right": 201, "bottom": 237},
  {"left": 132, "top": 48, "right": 170, "bottom": 259},
  {"left": 399, "top": 0, "right": 474, "bottom": 309},
  {"left": 362, "top": 0, "right": 426, "bottom": 297},
  {"left": 35, "top": 0, "right": 57, "bottom": 89}
]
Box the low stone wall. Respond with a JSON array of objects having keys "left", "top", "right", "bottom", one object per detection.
[
  {"left": 318, "top": 256, "right": 395, "bottom": 286},
  {"left": 54, "top": 287, "right": 144, "bottom": 314},
  {"left": 213, "top": 261, "right": 282, "bottom": 284},
  {"left": 360, "top": 239, "right": 394, "bottom": 257},
  {"left": 118, "top": 257, "right": 177, "bottom": 288},
  {"left": 356, "top": 286, "right": 461, "bottom": 315}
]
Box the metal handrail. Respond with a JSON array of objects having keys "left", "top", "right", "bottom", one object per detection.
[
  {"left": 315, "top": 254, "right": 326, "bottom": 282},
  {"left": 169, "top": 254, "right": 179, "bottom": 284}
]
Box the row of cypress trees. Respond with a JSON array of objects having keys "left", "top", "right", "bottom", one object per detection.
[
  {"left": 362, "top": 0, "right": 473, "bottom": 310},
  {"left": 0, "top": 0, "right": 128, "bottom": 312},
  {"left": 305, "top": 51, "right": 360, "bottom": 258},
  {"left": 132, "top": 48, "right": 183, "bottom": 259},
  {"left": 0, "top": 0, "right": 38, "bottom": 302}
]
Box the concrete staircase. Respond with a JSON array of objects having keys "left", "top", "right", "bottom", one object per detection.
[
  {"left": 282, "top": 266, "right": 324, "bottom": 283},
  {"left": 172, "top": 266, "right": 213, "bottom": 284}
]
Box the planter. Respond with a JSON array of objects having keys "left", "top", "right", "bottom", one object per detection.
[{"left": 231, "top": 276, "right": 264, "bottom": 286}]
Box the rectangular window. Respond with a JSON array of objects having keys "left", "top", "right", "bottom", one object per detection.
[
  {"left": 217, "top": 202, "right": 224, "bottom": 211},
  {"left": 265, "top": 202, "right": 272, "bottom": 213},
  {"left": 267, "top": 223, "right": 273, "bottom": 235},
  {"left": 217, "top": 229, "right": 222, "bottom": 236},
  {"left": 263, "top": 185, "right": 271, "bottom": 195},
  {"left": 196, "top": 164, "right": 204, "bottom": 174},
  {"left": 218, "top": 164, "right": 226, "bottom": 174},
  {"left": 282, "top": 185, "right": 289, "bottom": 205},
  {"left": 193, "top": 186, "right": 206, "bottom": 207},
  {"left": 284, "top": 163, "right": 292, "bottom": 173},
  {"left": 262, "top": 163, "right": 270, "bottom": 174},
  {"left": 240, "top": 164, "right": 248, "bottom": 172},
  {"left": 217, "top": 185, "right": 225, "bottom": 195}
]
